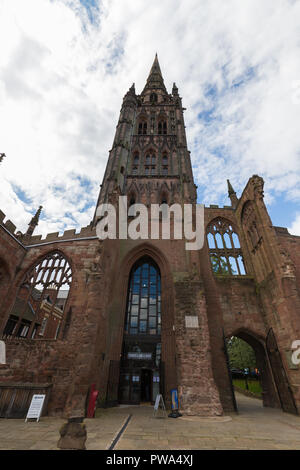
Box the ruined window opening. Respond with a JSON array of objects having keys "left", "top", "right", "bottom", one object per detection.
[
  {"left": 207, "top": 218, "right": 246, "bottom": 276},
  {"left": 2, "top": 251, "right": 72, "bottom": 340}
]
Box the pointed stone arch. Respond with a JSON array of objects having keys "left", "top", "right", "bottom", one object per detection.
[
  {"left": 158, "top": 181, "right": 170, "bottom": 204},
  {"left": 143, "top": 145, "right": 157, "bottom": 176},
  {"left": 157, "top": 111, "right": 168, "bottom": 135},
  {"left": 127, "top": 180, "right": 140, "bottom": 204},
  {"left": 136, "top": 112, "right": 148, "bottom": 135},
  {"left": 130, "top": 147, "right": 140, "bottom": 175},
  {"left": 226, "top": 327, "right": 282, "bottom": 410},
  {"left": 106, "top": 242, "right": 176, "bottom": 405}
]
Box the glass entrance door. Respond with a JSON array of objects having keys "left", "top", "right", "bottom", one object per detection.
[
  {"left": 119, "top": 368, "right": 160, "bottom": 404},
  {"left": 141, "top": 369, "right": 152, "bottom": 402},
  {"left": 119, "top": 369, "right": 141, "bottom": 404}
]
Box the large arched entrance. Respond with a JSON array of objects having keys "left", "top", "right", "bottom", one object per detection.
[
  {"left": 226, "top": 329, "right": 281, "bottom": 412},
  {"left": 118, "top": 256, "right": 162, "bottom": 404}
]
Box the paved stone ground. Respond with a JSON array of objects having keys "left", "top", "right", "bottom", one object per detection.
[{"left": 0, "top": 392, "right": 300, "bottom": 450}]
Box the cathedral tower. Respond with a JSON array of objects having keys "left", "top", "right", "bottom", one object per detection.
[
  {"left": 93, "top": 54, "right": 196, "bottom": 219},
  {"left": 93, "top": 55, "right": 223, "bottom": 416}
]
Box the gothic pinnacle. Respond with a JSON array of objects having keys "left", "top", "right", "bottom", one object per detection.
[
  {"left": 227, "top": 179, "right": 235, "bottom": 196},
  {"left": 25, "top": 205, "right": 43, "bottom": 237},
  {"left": 172, "top": 83, "right": 178, "bottom": 95},
  {"left": 227, "top": 180, "right": 238, "bottom": 209}
]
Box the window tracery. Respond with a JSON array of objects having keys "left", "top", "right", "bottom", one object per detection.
[
  {"left": 207, "top": 218, "right": 246, "bottom": 276},
  {"left": 2, "top": 252, "right": 72, "bottom": 339},
  {"left": 124, "top": 257, "right": 161, "bottom": 336}
]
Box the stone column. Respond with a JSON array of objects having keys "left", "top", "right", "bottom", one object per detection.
[
  {"left": 173, "top": 276, "right": 223, "bottom": 416},
  {"left": 63, "top": 246, "right": 105, "bottom": 419}
]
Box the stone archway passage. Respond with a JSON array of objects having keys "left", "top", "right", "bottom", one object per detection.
[{"left": 227, "top": 330, "right": 281, "bottom": 411}]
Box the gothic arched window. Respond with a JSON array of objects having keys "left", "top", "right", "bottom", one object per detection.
[
  {"left": 133, "top": 152, "right": 139, "bottom": 165},
  {"left": 145, "top": 151, "right": 156, "bottom": 175},
  {"left": 2, "top": 252, "right": 72, "bottom": 339},
  {"left": 124, "top": 257, "right": 161, "bottom": 336},
  {"left": 207, "top": 218, "right": 246, "bottom": 276},
  {"left": 132, "top": 152, "right": 139, "bottom": 174},
  {"left": 158, "top": 120, "right": 167, "bottom": 135},
  {"left": 162, "top": 152, "right": 168, "bottom": 175},
  {"left": 138, "top": 120, "right": 147, "bottom": 135}
]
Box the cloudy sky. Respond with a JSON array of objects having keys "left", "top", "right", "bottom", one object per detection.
[{"left": 0, "top": 0, "right": 300, "bottom": 237}]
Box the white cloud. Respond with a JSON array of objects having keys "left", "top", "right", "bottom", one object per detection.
[
  {"left": 0, "top": 0, "right": 299, "bottom": 236},
  {"left": 289, "top": 213, "right": 300, "bottom": 236}
]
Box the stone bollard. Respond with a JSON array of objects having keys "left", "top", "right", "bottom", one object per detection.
[{"left": 57, "top": 417, "right": 87, "bottom": 450}]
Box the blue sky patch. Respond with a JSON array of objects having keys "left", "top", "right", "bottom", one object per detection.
[
  {"left": 79, "top": 0, "right": 99, "bottom": 23},
  {"left": 12, "top": 184, "right": 32, "bottom": 205}
]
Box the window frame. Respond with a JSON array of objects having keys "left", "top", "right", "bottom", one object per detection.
[{"left": 207, "top": 219, "right": 246, "bottom": 276}]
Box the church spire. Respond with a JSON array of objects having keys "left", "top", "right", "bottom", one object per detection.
[{"left": 141, "top": 53, "right": 167, "bottom": 95}]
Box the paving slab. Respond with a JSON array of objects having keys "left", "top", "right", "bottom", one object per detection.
[{"left": 0, "top": 392, "right": 299, "bottom": 450}]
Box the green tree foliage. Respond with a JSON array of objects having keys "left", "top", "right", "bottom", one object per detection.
[
  {"left": 226, "top": 336, "right": 256, "bottom": 370},
  {"left": 210, "top": 254, "right": 229, "bottom": 274}
]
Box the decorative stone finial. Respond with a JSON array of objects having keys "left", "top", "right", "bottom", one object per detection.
[
  {"left": 172, "top": 83, "right": 178, "bottom": 95},
  {"left": 227, "top": 179, "right": 238, "bottom": 209},
  {"left": 25, "top": 205, "right": 43, "bottom": 238}
]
